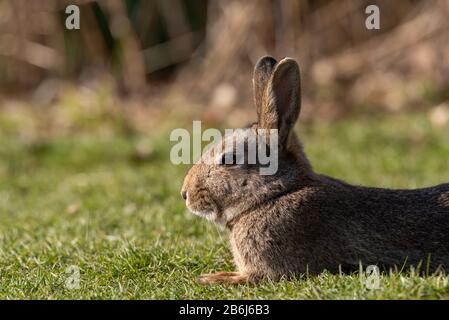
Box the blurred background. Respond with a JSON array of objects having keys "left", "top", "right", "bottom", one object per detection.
[{"left": 1, "top": 0, "right": 449, "bottom": 140}]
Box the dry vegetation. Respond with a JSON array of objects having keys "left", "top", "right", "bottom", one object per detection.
[{"left": 1, "top": 0, "right": 449, "bottom": 131}]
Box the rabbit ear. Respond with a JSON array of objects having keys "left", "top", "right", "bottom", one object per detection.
[
  {"left": 261, "top": 57, "right": 301, "bottom": 145},
  {"left": 253, "top": 56, "right": 277, "bottom": 120}
]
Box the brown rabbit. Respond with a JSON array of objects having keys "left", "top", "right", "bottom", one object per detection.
[{"left": 181, "top": 56, "right": 449, "bottom": 285}]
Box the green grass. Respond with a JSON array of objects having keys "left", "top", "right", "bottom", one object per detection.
[{"left": 1, "top": 113, "right": 449, "bottom": 299}]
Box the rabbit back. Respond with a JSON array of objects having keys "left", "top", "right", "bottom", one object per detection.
[{"left": 230, "top": 178, "right": 449, "bottom": 278}]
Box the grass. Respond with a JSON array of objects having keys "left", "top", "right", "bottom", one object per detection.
[{"left": 1, "top": 112, "right": 449, "bottom": 299}]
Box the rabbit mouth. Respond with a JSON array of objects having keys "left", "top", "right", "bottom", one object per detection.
[
  {"left": 187, "top": 205, "right": 220, "bottom": 223},
  {"left": 186, "top": 197, "right": 221, "bottom": 221},
  {"left": 188, "top": 207, "right": 216, "bottom": 218}
]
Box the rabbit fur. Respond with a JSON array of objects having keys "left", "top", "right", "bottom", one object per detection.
[{"left": 181, "top": 56, "right": 449, "bottom": 285}]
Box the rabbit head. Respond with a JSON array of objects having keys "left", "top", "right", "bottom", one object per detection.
[{"left": 181, "top": 56, "right": 312, "bottom": 226}]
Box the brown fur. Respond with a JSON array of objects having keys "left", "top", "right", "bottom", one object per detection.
[{"left": 181, "top": 56, "right": 449, "bottom": 285}]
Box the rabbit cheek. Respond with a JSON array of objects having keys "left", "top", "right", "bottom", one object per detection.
[{"left": 185, "top": 188, "right": 219, "bottom": 220}]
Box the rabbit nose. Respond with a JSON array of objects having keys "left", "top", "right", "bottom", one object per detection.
[{"left": 181, "top": 190, "right": 188, "bottom": 200}]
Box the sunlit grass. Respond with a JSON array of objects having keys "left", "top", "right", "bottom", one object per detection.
[{"left": 1, "top": 112, "right": 449, "bottom": 299}]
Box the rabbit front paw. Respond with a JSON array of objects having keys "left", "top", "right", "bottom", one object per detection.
[{"left": 197, "top": 271, "right": 254, "bottom": 285}]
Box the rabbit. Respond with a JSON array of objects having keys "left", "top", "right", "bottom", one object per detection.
[{"left": 181, "top": 55, "right": 449, "bottom": 285}]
